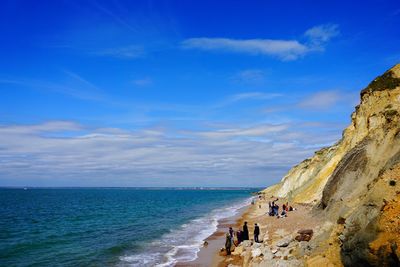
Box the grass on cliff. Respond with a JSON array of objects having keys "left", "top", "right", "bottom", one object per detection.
[{"left": 361, "top": 70, "right": 400, "bottom": 96}]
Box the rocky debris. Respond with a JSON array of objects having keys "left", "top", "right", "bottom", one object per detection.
[
  {"left": 262, "top": 247, "right": 274, "bottom": 260},
  {"left": 295, "top": 229, "right": 313, "bottom": 242},
  {"left": 262, "top": 232, "right": 270, "bottom": 243},
  {"left": 231, "top": 245, "right": 243, "bottom": 256},
  {"left": 337, "top": 217, "right": 346, "bottom": 224},
  {"left": 252, "top": 258, "right": 304, "bottom": 267},
  {"left": 275, "top": 229, "right": 289, "bottom": 238},
  {"left": 276, "top": 237, "right": 293, "bottom": 247},
  {"left": 338, "top": 234, "right": 345, "bottom": 243},
  {"left": 297, "top": 229, "right": 313, "bottom": 235},
  {"left": 251, "top": 247, "right": 262, "bottom": 258},
  {"left": 241, "top": 240, "right": 253, "bottom": 247},
  {"left": 297, "top": 241, "right": 313, "bottom": 256},
  {"left": 252, "top": 242, "right": 262, "bottom": 248}
]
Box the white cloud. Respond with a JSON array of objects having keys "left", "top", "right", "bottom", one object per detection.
[
  {"left": 181, "top": 24, "right": 339, "bottom": 61},
  {"left": 0, "top": 120, "right": 342, "bottom": 187},
  {"left": 182, "top": 38, "right": 308, "bottom": 61},
  {"left": 0, "top": 121, "right": 81, "bottom": 135},
  {"left": 297, "top": 90, "right": 357, "bottom": 110},
  {"left": 197, "top": 124, "right": 289, "bottom": 138},
  {"left": 304, "top": 24, "right": 339, "bottom": 50}
]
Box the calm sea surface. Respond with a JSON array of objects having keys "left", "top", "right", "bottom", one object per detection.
[{"left": 0, "top": 188, "right": 256, "bottom": 266}]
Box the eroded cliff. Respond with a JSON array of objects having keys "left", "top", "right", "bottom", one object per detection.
[{"left": 261, "top": 64, "right": 400, "bottom": 266}]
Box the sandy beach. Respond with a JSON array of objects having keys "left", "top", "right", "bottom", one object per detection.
[
  {"left": 179, "top": 194, "right": 318, "bottom": 267},
  {"left": 176, "top": 203, "right": 252, "bottom": 267}
]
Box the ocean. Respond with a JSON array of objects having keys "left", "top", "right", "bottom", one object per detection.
[{"left": 0, "top": 188, "right": 256, "bottom": 266}]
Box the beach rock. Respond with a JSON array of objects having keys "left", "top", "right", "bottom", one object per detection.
[
  {"left": 295, "top": 234, "right": 312, "bottom": 242},
  {"left": 297, "top": 229, "right": 313, "bottom": 235},
  {"left": 338, "top": 234, "right": 345, "bottom": 242},
  {"left": 275, "top": 250, "right": 284, "bottom": 258},
  {"left": 263, "top": 233, "right": 270, "bottom": 242},
  {"left": 256, "top": 259, "right": 304, "bottom": 267},
  {"left": 251, "top": 247, "right": 262, "bottom": 258},
  {"left": 271, "top": 248, "right": 278, "bottom": 254},
  {"left": 262, "top": 248, "right": 274, "bottom": 260},
  {"left": 232, "top": 246, "right": 243, "bottom": 256},
  {"left": 275, "top": 229, "right": 289, "bottom": 238},
  {"left": 242, "top": 240, "right": 252, "bottom": 247},
  {"left": 252, "top": 242, "right": 262, "bottom": 248},
  {"left": 243, "top": 250, "right": 252, "bottom": 266},
  {"left": 276, "top": 237, "right": 293, "bottom": 247},
  {"left": 297, "top": 241, "right": 312, "bottom": 256},
  {"left": 295, "top": 229, "right": 313, "bottom": 242}
]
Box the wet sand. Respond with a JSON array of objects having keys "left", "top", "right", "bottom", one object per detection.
[{"left": 175, "top": 205, "right": 251, "bottom": 267}]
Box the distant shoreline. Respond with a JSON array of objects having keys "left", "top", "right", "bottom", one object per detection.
[{"left": 0, "top": 186, "right": 264, "bottom": 191}]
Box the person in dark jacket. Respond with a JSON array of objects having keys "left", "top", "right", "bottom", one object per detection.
[
  {"left": 242, "top": 221, "right": 249, "bottom": 240},
  {"left": 236, "top": 230, "right": 242, "bottom": 244},
  {"left": 225, "top": 233, "right": 232, "bottom": 255},
  {"left": 254, "top": 223, "right": 260, "bottom": 242},
  {"left": 228, "top": 227, "right": 235, "bottom": 245}
]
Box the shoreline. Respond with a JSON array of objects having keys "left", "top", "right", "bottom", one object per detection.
[
  {"left": 179, "top": 193, "right": 320, "bottom": 267},
  {"left": 176, "top": 197, "right": 256, "bottom": 267}
]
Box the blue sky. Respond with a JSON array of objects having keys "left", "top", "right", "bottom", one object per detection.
[{"left": 0, "top": 0, "right": 399, "bottom": 187}]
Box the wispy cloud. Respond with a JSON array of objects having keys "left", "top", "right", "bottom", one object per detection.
[
  {"left": 0, "top": 121, "right": 81, "bottom": 135},
  {"left": 0, "top": 71, "right": 108, "bottom": 102},
  {"left": 94, "top": 45, "right": 144, "bottom": 59},
  {"left": 181, "top": 24, "right": 339, "bottom": 61},
  {"left": 297, "top": 90, "right": 356, "bottom": 110},
  {"left": 231, "top": 69, "right": 266, "bottom": 84},
  {"left": 182, "top": 38, "right": 308, "bottom": 61},
  {"left": 228, "top": 92, "right": 282, "bottom": 102},
  {"left": 197, "top": 124, "right": 288, "bottom": 138},
  {"left": 214, "top": 92, "right": 282, "bottom": 109},
  {"left": 91, "top": 0, "right": 139, "bottom": 33},
  {"left": 0, "top": 120, "right": 341, "bottom": 187},
  {"left": 133, "top": 77, "right": 153, "bottom": 87},
  {"left": 304, "top": 24, "right": 340, "bottom": 51}
]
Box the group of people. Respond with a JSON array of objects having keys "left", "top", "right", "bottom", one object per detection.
[
  {"left": 268, "top": 199, "right": 294, "bottom": 218},
  {"left": 223, "top": 197, "right": 297, "bottom": 255},
  {"left": 224, "top": 222, "right": 260, "bottom": 255}
]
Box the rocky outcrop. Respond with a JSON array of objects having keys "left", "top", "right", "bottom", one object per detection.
[{"left": 261, "top": 64, "right": 400, "bottom": 266}]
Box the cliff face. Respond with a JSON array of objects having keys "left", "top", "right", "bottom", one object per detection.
[{"left": 262, "top": 64, "right": 400, "bottom": 266}]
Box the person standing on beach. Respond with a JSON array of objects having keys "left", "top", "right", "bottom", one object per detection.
[
  {"left": 229, "top": 227, "right": 234, "bottom": 243},
  {"left": 236, "top": 230, "right": 242, "bottom": 244},
  {"left": 254, "top": 223, "right": 260, "bottom": 242},
  {"left": 243, "top": 221, "right": 249, "bottom": 240},
  {"left": 225, "top": 233, "right": 232, "bottom": 255}
]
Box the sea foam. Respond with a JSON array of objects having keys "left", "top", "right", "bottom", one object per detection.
[{"left": 118, "top": 197, "right": 252, "bottom": 267}]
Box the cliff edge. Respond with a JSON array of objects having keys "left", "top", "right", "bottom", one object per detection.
[{"left": 261, "top": 64, "right": 400, "bottom": 266}]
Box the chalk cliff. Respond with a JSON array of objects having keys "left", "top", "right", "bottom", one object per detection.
[{"left": 261, "top": 64, "right": 400, "bottom": 266}]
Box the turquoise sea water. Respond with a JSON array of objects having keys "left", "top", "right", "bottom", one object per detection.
[{"left": 0, "top": 188, "right": 255, "bottom": 266}]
